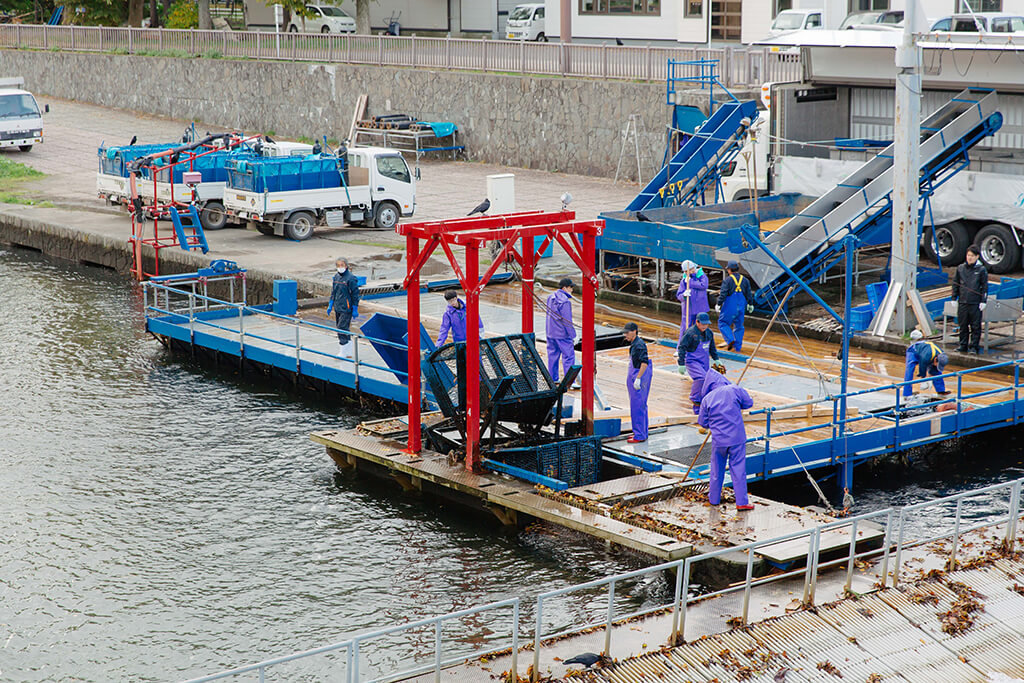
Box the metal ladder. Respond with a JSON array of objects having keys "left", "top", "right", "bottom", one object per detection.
[
  {"left": 168, "top": 206, "right": 210, "bottom": 254},
  {"left": 742, "top": 88, "right": 1001, "bottom": 297}
]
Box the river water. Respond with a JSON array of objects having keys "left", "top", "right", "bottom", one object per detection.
[{"left": 3, "top": 247, "right": 1023, "bottom": 682}]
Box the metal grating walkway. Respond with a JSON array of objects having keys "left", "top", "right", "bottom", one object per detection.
[{"left": 569, "top": 556, "right": 1024, "bottom": 682}]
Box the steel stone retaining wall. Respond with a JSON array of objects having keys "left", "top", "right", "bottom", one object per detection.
[{"left": 0, "top": 49, "right": 743, "bottom": 179}]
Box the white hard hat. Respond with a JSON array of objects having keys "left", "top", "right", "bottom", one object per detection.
[
  {"left": 680, "top": 260, "right": 696, "bottom": 271},
  {"left": 910, "top": 329, "right": 924, "bottom": 341}
]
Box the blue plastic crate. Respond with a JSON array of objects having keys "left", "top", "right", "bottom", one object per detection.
[
  {"left": 850, "top": 304, "right": 873, "bottom": 331},
  {"left": 865, "top": 281, "right": 888, "bottom": 313}
]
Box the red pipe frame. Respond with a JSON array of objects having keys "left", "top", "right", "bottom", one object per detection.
[{"left": 397, "top": 211, "right": 602, "bottom": 471}]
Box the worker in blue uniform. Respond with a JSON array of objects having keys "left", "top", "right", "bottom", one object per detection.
[
  {"left": 677, "top": 311, "right": 726, "bottom": 414},
  {"left": 716, "top": 261, "right": 754, "bottom": 352},
  {"left": 326, "top": 257, "right": 360, "bottom": 359},
  {"left": 676, "top": 259, "right": 710, "bottom": 338},
  {"left": 697, "top": 369, "right": 755, "bottom": 511},
  {"left": 436, "top": 289, "right": 483, "bottom": 345},
  {"left": 623, "top": 322, "right": 651, "bottom": 443},
  {"left": 904, "top": 329, "right": 951, "bottom": 397},
  {"left": 545, "top": 278, "right": 577, "bottom": 384}
]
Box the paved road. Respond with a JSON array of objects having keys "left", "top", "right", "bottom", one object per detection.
[{"left": 0, "top": 96, "right": 637, "bottom": 283}]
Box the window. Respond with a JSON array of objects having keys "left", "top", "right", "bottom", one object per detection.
[
  {"left": 534, "top": 7, "right": 544, "bottom": 19},
  {"left": 990, "top": 16, "right": 1024, "bottom": 31},
  {"left": 0, "top": 94, "right": 40, "bottom": 120},
  {"left": 931, "top": 17, "right": 951, "bottom": 30},
  {"left": 774, "top": 0, "right": 792, "bottom": 16},
  {"left": 849, "top": 0, "right": 888, "bottom": 10},
  {"left": 952, "top": 16, "right": 986, "bottom": 30},
  {"left": 376, "top": 156, "right": 410, "bottom": 183},
  {"left": 958, "top": 0, "right": 1001, "bottom": 11},
  {"left": 685, "top": 0, "right": 702, "bottom": 18},
  {"left": 806, "top": 12, "right": 821, "bottom": 26},
  {"left": 579, "top": 0, "right": 660, "bottom": 14}
]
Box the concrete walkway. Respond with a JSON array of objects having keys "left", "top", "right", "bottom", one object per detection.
[{"left": 0, "top": 96, "right": 637, "bottom": 285}]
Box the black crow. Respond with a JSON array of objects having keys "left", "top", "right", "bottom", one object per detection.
[
  {"left": 264, "top": 134, "right": 276, "bottom": 143},
  {"left": 128, "top": 135, "right": 137, "bottom": 146},
  {"left": 467, "top": 198, "right": 490, "bottom": 216},
  {"left": 636, "top": 211, "right": 651, "bottom": 222},
  {"left": 563, "top": 652, "right": 608, "bottom": 669},
  {"left": 615, "top": 38, "right": 624, "bottom": 46}
]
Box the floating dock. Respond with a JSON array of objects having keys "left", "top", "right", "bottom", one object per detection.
[{"left": 144, "top": 271, "right": 1024, "bottom": 571}]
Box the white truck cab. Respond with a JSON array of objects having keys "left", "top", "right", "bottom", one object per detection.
[
  {"left": 225, "top": 146, "right": 416, "bottom": 240},
  {"left": 506, "top": 3, "right": 546, "bottom": 41},
  {"left": 0, "top": 77, "right": 46, "bottom": 152}
]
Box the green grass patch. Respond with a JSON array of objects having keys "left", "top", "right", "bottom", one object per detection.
[{"left": 0, "top": 157, "right": 47, "bottom": 206}]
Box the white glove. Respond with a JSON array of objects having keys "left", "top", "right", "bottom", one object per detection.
[
  {"left": 632, "top": 377, "right": 642, "bottom": 391},
  {"left": 681, "top": 290, "right": 691, "bottom": 298},
  {"left": 979, "top": 302, "right": 987, "bottom": 312},
  {"left": 714, "top": 304, "right": 721, "bottom": 313}
]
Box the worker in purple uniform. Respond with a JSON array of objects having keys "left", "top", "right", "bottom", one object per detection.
[
  {"left": 677, "top": 311, "right": 726, "bottom": 414},
  {"left": 697, "top": 369, "right": 755, "bottom": 511},
  {"left": 716, "top": 261, "right": 754, "bottom": 352},
  {"left": 904, "top": 329, "right": 951, "bottom": 397},
  {"left": 677, "top": 260, "right": 710, "bottom": 337},
  {"left": 623, "top": 322, "right": 651, "bottom": 444},
  {"left": 545, "top": 278, "right": 578, "bottom": 384},
  {"left": 436, "top": 289, "right": 483, "bottom": 345}
]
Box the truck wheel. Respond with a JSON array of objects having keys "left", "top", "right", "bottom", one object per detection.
[
  {"left": 199, "top": 201, "right": 228, "bottom": 231},
  {"left": 284, "top": 211, "right": 316, "bottom": 241},
  {"left": 18, "top": 145, "right": 32, "bottom": 152},
  {"left": 288, "top": 24, "right": 298, "bottom": 32},
  {"left": 373, "top": 202, "right": 400, "bottom": 230},
  {"left": 923, "top": 221, "right": 969, "bottom": 267},
  {"left": 976, "top": 223, "right": 1019, "bottom": 274},
  {"left": 536, "top": 33, "right": 547, "bottom": 42},
  {"left": 256, "top": 225, "right": 275, "bottom": 236}
]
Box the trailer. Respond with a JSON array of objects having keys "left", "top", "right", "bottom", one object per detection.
[
  {"left": 97, "top": 133, "right": 312, "bottom": 232},
  {"left": 223, "top": 146, "right": 416, "bottom": 240}
]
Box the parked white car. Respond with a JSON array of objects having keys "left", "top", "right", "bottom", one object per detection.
[
  {"left": 506, "top": 3, "right": 546, "bottom": 41},
  {"left": 288, "top": 5, "right": 356, "bottom": 33},
  {"left": 0, "top": 77, "right": 46, "bottom": 152},
  {"left": 768, "top": 9, "right": 823, "bottom": 36},
  {"left": 930, "top": 13, "right": 1024, "bottom": 33}
]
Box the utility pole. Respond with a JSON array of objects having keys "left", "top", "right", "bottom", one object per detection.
[{"left": 889, "top": 0, "right": 926, "bottom": 334}]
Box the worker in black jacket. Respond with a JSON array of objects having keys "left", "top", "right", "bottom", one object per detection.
[
  {"left": 327, "top": 257, "right": 361, "bottom": 359},
  {"left": 951, "top": 244, "right": 988, "bottom": 354}
]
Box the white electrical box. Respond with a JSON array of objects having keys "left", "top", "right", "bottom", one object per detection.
[{"left": 486, "top": 174, "right": 515, "bottom": 215}]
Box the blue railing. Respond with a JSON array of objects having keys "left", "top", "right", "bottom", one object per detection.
[{"left": 142, "top": 281, "right": 413, "bottom": 387}]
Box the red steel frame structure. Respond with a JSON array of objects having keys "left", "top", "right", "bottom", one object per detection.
[{"left": 398, "top": 210, "right": 603, "bottom": 471}]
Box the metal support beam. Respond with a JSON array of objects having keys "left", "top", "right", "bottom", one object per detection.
[
  {"left": 838, "top": 236, "right": 855, "bottom": 494},
  {"left": 522, "top": 235, "right": 534, "bottom": 334},
  {"left": 582, "top": 232, "right": 596, "bottom": 435},
  {"left": 465, "top": 243, "right": 481, "bottom": 471},
  {"left": 405, "top": 236, "right": 422, "bottom": 454}
]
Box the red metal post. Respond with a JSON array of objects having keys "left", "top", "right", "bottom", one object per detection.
[
  {"left": 465, "top": 242, "right": 482, "bottom": 471},
  {"left": 521, "top": 235, "right": 534, "bottom": 334},
  {"left": 581, "top": 232, "right": 596, "bottom": 435},
  {"left": 405, "top": 235, "right": 422, "bottom": 454}
]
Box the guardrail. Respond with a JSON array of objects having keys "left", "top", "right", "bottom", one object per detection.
[
  {"left": 142, "top": 280, "right": 412, "bottom": 390},
  {"left": 180, "top": 475, "right": 1024, "bottom": 682},
  {"left": 749, "top": 357, "right": 1024, "bottom": 474},
  {"left": 0, "top": 24, "right": 800, "bottom": 88}
]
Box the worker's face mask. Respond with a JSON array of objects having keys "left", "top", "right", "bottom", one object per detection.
[{"left": 337, "top": 266, "right": 347, "bottom": 274}]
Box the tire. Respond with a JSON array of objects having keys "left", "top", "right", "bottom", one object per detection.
[
  {"left": 976, "top": 223, "right": 1020, "bottom": 274},
  {"left": 923, "top": 221, "right": 970, "bottom": 267},
  {"left": 284, "top": 210, "right": 317, "bottom": 241},
  {"left": 255, "top": 224, "right": 275, "bottom": 236},
  {"left": 288, "top": 24, "right": 298, "bottom": 32},
  {"left": 18, "top": 145, "right": 32, "bottom": 152},
  {"left": 536, "top": 33, "right": 547, "bottom": 42},
  {"left": 321, "top": 26, "right": 330, "bottom": 33},
  {"left": 373, "top": 202, "right": 400, "bottom": 230},
  {"left": 199, "top": 201, "right": 228, "bottom": 231}
]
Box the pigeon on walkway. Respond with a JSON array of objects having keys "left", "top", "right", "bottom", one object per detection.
[
  {"left": 467, "top": 198, "right": 490, "bottom": 216},
  {"left": 563, "top": 652, "right": 609, "bottom": 669}
]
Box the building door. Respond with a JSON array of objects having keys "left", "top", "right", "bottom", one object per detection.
[{"left": 711, "top": 0, "right": 741, "bottom": 40}]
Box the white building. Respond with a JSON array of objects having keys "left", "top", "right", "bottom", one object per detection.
[{"left": 543, "top": 0, "right": 1024, "bottom": 45}]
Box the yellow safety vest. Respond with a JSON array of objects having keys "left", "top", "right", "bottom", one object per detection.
[{"left": 925, "top": 341, "right": 941, "bottom": 362}]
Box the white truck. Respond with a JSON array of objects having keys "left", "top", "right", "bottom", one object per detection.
[
  {"left": 97, "top": 137, "right": 312, "bottom": 231},
  {"left": 720, "top": 83, "right": 1024, "bottom": 274},
  {"left": 224, "top": 146, "right": 416, "bottom": 240},
  {"left": 0, "top": 77, "right": 47, "bottom": 152}
]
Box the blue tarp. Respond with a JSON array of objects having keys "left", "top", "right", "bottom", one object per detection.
[{"left": 422, "top": 122, "right": 457, "bottom": 138}]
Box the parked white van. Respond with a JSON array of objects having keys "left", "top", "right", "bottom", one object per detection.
[
  {"left": 0, "top": 77, "right": 46, "bottom": 152},
  {"left": 506, "top": 3, "right": 546, "bottom": 41}
]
